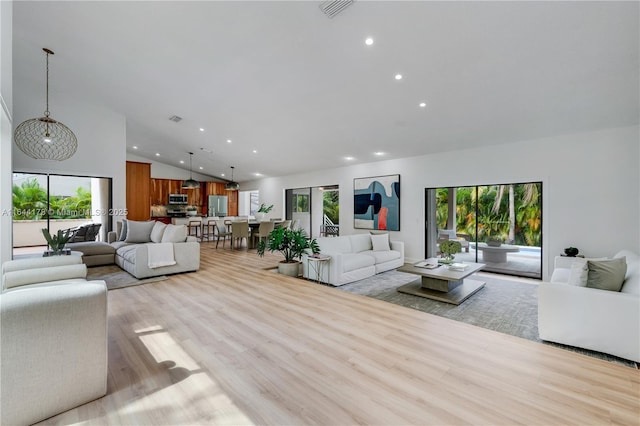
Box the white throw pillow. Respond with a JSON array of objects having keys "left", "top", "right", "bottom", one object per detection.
[
  {"left": 124, "top": 220, "right": 155, "bottom": 243},
  {"left": 371, "top": 233, "right": 391, "bottom": 251},
  {"left": 567, "top": 257, "right": 607, "bottom": 286},
  {"left": 161, "top": 224, "right": 188, "bottom": 243},
  {"left": 150, "top": 221, "right": 167, "bottom": 243}
]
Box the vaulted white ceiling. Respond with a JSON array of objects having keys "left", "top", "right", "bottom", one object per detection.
[{"left": 13, "top": 1, "right": 639, "bottom": 182}]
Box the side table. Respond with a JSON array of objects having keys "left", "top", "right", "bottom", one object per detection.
[{"left": 307, "top": 255, "right": 331, "bottom": 284}]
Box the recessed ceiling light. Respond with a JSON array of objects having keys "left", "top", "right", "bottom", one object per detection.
[
  {"left": 365, "top": 37, "right": 374, "bottom": 46},
  {"left": 132, "top": 145, "right": 138, "bottom": 150},
  {"left": 344, "top": 156, "right": 355, "bottom": 161},
  {"left": 221, "top": 173, "right": 225, "bottom": 177},
  {"left": 179, "top": 160, "right": 184, "bottom": 164},
  {"left": 199, "top": 166, "right": 203, "bottom": 170},
  {"left": 254, "top": 172, "right": 262, "bottom": 177},
  {"left": 374, "top": 151, "right": 385, "bottom": 156},
  {"left": 252, "top": 150, "right": 257, "bottom": 154},
  {"left": 394, "top": 74, "right": 403, "bottom": 80},
  {"left": 226, "top": 139, "right": 232, "bottom": 143},
  {"left": 155, "top": 153, "right": 160, "bottom": 156},
  {"left": 419, "top": 102, "right": 427, "bottom": 108},
  {"left": 199, "top": 128, "right": 205, "bottom": 132}
]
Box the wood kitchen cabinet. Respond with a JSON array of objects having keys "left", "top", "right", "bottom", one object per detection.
[{"left": 126, "top": 161, "right": 151, "bottom": 221}]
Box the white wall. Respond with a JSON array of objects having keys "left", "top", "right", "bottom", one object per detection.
[
  {"left": 243, "top": 125, "right": 640, "bottom": 280},
  {"left": 0, "top": 0, "right": 12, "bottom": 264},
  {"left": 13, "top": 84, "right": 127, "bottom": 235},
  {"left": 127, "top": 153, "right": 222, "bottom": 182}
]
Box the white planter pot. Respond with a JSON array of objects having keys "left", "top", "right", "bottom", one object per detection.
[{"left": 278, "top": 261, "right": 301, "bottom": 277}]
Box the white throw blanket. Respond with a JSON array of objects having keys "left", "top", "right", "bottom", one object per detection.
[{"left": 147, "top": 243, "right": 176, "bottom": 268}]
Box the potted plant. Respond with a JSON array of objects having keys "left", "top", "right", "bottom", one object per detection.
[
  {"left": 42, "top": 228, "right": 72, "bottom": 255},
  {"left": 257, "top": 226, "right": 320, "bottom": 276},
  {"left": 439, "top": 240, "right": 461, "bottom": 263},
  {"left": 186, "top": 206, "right": 198, "bottom": 216},
  {"left": 257, "top": 203, "right": 273, "bottom": 221}
]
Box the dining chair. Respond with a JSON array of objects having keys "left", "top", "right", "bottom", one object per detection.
[
  {"left": 214, "top": 219, "right": 232, "bottom": 249},
  {"left": 252, "top": 221, "right": 275, "bottom": 248},
  {"left": 231, "top": 220, "right": 250, "bottom": 249},
  {"left": 279, "top": 220, "right": 292, "bottom": 230}
]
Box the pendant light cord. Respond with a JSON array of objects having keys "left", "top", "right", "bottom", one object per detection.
[{"left": 43, "top": 48, "right": 54, "bottom": 118}]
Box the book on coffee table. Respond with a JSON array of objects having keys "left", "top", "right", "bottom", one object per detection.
[
  {"left": 448, "top": 263, "right": 469, "bottom": 271},
  {"left": 414, "top": 260, "right": 440, "bottom": 269}
]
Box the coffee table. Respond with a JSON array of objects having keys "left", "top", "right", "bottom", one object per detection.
[{"left": 397, "top": 259, "right": 485, "bottom": 305}]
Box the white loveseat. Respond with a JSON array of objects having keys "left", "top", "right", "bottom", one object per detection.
[
  {"left": 302, "top": 233, "right": 404, "bottom": 286},
  {"left": 538, "top": 250, "right": 640, "bottom": 362},
  {"left": 1, "top": 256, "right": 108, "bottom": 426},
  {"left": 108, "top": 220, "right": 200, "bottom": 279}
]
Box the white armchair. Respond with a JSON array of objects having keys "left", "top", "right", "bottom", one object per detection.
[
  {"left": 538, "top": 250, "right": 640, "bottom": 362},
  {"left": 1, "top": 256, "right": 108, "bottom": 426}
]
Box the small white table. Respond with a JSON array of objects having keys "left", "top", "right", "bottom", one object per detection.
[
  {"left": 307, "top": 255, "right": 331, "bottom": 284},
  {"left": 476, "top": 243, "right": 520, "bottom": 263}
]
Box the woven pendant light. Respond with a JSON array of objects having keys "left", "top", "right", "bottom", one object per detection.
[{"left": 14, "top": 48, "right": 77, "bottom": 161}]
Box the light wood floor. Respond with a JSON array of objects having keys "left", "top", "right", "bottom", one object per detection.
[{"left": 39, "top": 243, "right": 639, "bottom": 425}]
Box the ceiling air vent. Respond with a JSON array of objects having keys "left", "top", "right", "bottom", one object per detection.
[
  {"left": 168, "top": 115, "right": 183, "bottom": 123},
  {"left": 319, "top": 0, "right": 355, "bottom": 19}
]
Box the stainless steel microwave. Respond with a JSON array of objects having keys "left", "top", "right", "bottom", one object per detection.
[{"left": 168, "top": 194, "right": 188, "bottom": 205}]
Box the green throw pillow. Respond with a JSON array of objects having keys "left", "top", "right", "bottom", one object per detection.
[{"left": 586, "top": 257, "right": 627, "bottom": 292}]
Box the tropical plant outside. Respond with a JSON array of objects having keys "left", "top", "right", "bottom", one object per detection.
[
  {"left": 436, "top": 182, "right": 541, "bottom": 247},
  {"left": 323, "top": 190, "right": 339, "bottom": 224},
  {"left": 12, "top": 178, "right": 92, "bottom": 220}
]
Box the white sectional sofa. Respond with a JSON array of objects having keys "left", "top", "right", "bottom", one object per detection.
[
  {"left": 108, "top": 220, "right": 200, "bottom": 279},
  {"left": 302, "top": 233, "right": 404, "bottom": 286},
  {"left": 538, "top": 249, "right": 640, "bottom": 362},
  {"left": 1, "top": 256, "right": 108, "bottom": 426}
]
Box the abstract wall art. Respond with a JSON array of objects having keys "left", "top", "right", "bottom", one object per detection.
[{"left": 354, "top": 174, "right": 400, "bottom": 231}]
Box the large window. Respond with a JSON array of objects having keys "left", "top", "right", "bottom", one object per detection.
[
  {"left": 426, "top": 182, "right": 542, "bottom": 279},
  {"left": 285, "top": 185, "right": 340, "bottom": 238},
  {"left": 12, "top": 172, "right": 112, "bottom": 253}
]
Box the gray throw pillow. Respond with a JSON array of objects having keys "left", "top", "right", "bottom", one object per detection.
[
  {"left": 124, "top": 220, "right": 155, "bottom": 243},
  {"left": 586, "top": 257, "right": 627, "bottom": 292},
  {"left": 118, "top": 219, "right": 128, "bottom": 242}
]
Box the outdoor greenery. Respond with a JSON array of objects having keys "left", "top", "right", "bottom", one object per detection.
[
  {"left": 323, "top": 190, "right": 339, "bottom": 224},
  {"left": 436, "top": 183, "right": 541, "bottom": 247},
  {"left": 12, "top": 178, "right": 92, "bottom": 220}
]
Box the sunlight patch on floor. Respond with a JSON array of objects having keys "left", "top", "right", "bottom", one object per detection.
[{"left": 130, "top": 326, "right": 254, "bottom": 425}]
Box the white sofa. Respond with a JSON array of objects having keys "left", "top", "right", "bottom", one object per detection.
[
  {"left": 1, "top": 256, "right": 108, "bottom": 426},
  {"left": 538, "top": 250, "right": 640, "bottom": 362},
  {"left": 108, "top": 220, "right": 200, "bottom": 279},
  {"left": 302, "top": 233, "right": 404, "bottom": 286}
]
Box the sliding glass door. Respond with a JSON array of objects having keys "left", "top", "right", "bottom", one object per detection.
[
  {"left": 12, "top": 172, "right": 112, "bottom": 254},
  {"left": 285, "top": 185, "right": 340, "bottom": 238},
  {"left": 425, "top": 182, "right": 542, "bottom": 279}
]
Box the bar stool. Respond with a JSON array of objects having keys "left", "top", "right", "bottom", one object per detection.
[
  {"left": 188, "top": 219, "right": 202, "bottom": 241},
  {"left": 201, "top": 218, "right": 217, "bottom": 242}
]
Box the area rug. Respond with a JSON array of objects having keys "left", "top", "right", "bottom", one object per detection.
[
  {"left": 336, "top": 270, "right": 637, "bottom": 368},
  {"left": 86, "top": 265, "right": 168, "bottom": 290}
]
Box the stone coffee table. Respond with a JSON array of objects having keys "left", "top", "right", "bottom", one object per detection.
[{"left": 397, "top": 259, "right": 485, "bottom": 305}]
